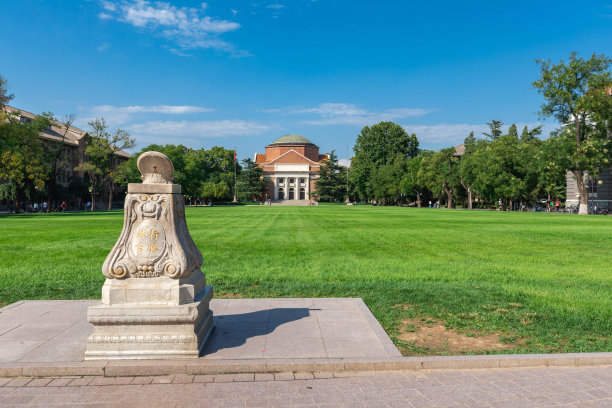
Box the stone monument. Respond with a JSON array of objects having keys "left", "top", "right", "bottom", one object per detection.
[{"left": 85, "top": 151, "right": 213, "bottom": 360}]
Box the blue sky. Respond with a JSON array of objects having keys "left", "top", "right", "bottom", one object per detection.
[{"left": 2, "top": 1, "right": 612, "bottom": 162}]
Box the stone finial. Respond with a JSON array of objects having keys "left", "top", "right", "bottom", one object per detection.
[{"left": 138, "top": 151, "right": 174, "bottom": 184}]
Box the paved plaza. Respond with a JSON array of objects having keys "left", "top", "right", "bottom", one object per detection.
[
  {"left": 1, "top": 365, "right": 611, "bottom": 407},
  {"left": 0, "top": 298, "right": 399, "bottom": 365}
]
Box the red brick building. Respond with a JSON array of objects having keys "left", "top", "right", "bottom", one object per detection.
[{"left": 254, "top": 134, "right": 328, "bottom": 201}]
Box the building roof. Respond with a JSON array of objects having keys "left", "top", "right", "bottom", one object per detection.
[
  {"left": 254, "top": 153, "right": 266, "bottom": 164},
  {"left": 453, "top": 144, "right": 465, "bottom": 157},
  {"left": 269, "top": 134, "right": 315, "bottom": 146},
  {"left": 4, "top": 106, "right": 131, "bottom": 158}
]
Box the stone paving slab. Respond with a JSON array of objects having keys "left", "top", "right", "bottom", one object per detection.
[
  {"left": 1, "top": 299, "right": 612, "bottom": 378},
  {"left": 0, "top": 365, "right": 610, "bottom": 407}
]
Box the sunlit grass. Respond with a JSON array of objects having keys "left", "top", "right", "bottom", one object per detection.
[{"left": 1, "top": 206, "right": 610, "bottom": 354}]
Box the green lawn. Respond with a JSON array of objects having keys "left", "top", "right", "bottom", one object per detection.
[{"left": 1, "top": 206, "right": 611, "bottom": 355}]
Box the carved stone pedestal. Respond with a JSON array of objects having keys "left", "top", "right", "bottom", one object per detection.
[{"left": 85, "top": 152, "right": 214, "bottom": 360}]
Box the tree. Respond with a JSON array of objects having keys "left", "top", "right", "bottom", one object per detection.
[
  {"left": 237, "top": 158, "right": 267, "bottom": 201},
  {"left": 351, "top": 122, "right": 419, "bottom": 200},
  {"left": 483, "top": 120, "right": 504, "bottom": 140},
  {"left": 201, "top": 181, "right": 230, "bottom": 202},
  {"left": 419, "top": 150, "right": 458, "bottom": 208},
  {"left": 533, "top": 52, "right": 612, "bottom": 214},
  {"left": 75, "top": 118, "right": 134, "bottom": 211},
  {"left": 537, "top": 131, "right": 570, "bottom": 202},
  {"left": 0, "top": 74, "right": 14, "bottom": 112},
  {"left": 459, "top": 132, "right": 479, "bottom": 209},
  {"left": 315, "top": 150, "right": 346, "bottom": 202},
  {"left": 401, "top": 155, "right": 426, "bottom": 207},
  {"left": 0, "top": 108, "right": 50, "bottom": 210},
  {"left": 370, "top": 156, "right": 408, "bottom": 205}
]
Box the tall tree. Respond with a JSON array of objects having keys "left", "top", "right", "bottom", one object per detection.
[
  {"left": 483, "top": 120, "right": 504, "bottom": 140},
  {"left": 401, "top": 155, "right": 426, "bottom": 207},
  {"left": 459, "top": 132, "right": 479, "bottom": 209},
  {"left": 351, "top": 122, "right": 419, "bottom": 200},
  {"left": 75, "top": 118, "right": 134, "bottom": 211},
  {"left": 315, "top": 150, "right": 346, "bottom": 202},
  {"left": 237, "top": 158, "right": 267, "bottom": 201},
  {"left": 533, "top": 52, "right": 612, "bottom": 214}
]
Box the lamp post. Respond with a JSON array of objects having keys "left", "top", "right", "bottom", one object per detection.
[{"left": 232, "top": 147, "right": 238, "bottom": 203}]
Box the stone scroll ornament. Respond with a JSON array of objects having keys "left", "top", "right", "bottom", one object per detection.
[{"left": 102, "top": 151, "right": 203, "bottom": 280}]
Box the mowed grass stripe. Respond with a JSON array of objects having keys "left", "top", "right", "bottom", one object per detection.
[{"left": 0, "top": 206, "right": 610, "bottom": 354}]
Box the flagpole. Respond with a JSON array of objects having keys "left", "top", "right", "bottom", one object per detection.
[{"left": 232, "top": 147, "right": 238, "bottom": 202}]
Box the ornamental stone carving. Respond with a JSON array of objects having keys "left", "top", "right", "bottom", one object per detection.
[
  {"left": 85, "top": 151, "right": 214, "bottom": 360},
  {"left": 102, "top": 152, "right": 202, "bottom": 280}
]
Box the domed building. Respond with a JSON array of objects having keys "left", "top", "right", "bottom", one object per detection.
[{"left": 254, "top": 134, "right": 328, "bottom": 201}]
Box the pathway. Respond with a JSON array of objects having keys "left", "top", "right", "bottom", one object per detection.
[{"left": 1, "top": 365, "right": 611, "bottom": 407}]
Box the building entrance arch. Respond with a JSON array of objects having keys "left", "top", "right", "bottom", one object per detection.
[
  {"left": 299, "top": 188, "right": 305, "bottom": 200},
  {"left": 289, "top": 188, "right": 295, "bottom": 200},
  {"left": 278, "top": 188, "right": 284, "bottom": 200}
]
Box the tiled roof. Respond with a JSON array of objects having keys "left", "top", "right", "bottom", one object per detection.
[{"left": 254, "top": 153, "right": 266, "bottom": 163}]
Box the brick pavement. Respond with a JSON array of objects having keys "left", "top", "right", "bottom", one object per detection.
[{"left": 0, "top": 365, "right": 610, "bottom": 407}]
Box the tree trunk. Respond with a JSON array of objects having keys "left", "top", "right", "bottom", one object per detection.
[
  {"left": 509, "top": 198, "right": 513, "bottom": 211},
  {"left": 416, "top": 191, "right": 421, "bottom": 208},
  {"left": 467, "top": 187, "right": 472, "bottom": 210},
  {"left": 108, "top": 188, "right": 113, "bottom": 211},
  {"left": 574, "top": 170, "right": 588, "bottom": 214},
  {"left": 444, "top": 187, "right": 453, "bottom": 209}
]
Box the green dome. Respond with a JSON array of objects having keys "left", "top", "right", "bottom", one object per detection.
[{"left": 269, "top": 134, "right": 315, "bottom": 145}]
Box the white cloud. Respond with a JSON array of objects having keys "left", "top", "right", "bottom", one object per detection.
[
  {"left": 98, "top": 12, "right": 113, "bottom": 19},
  {"left": 128, "top": 120, "right": 273, "bottom": 138},
  {"left": 85, "top": 104, "right": 213, "bottom": 125},
  {"left": 230, "top": 8, "right": 238, "bottom": 15},
  {"left": 267, "top": 4, "right": 285, "bottom": 9},
  {"left": 265, "top": 102, "right": 431, "bottom": 126},
  {"left": 401, "top": 122, "right": 559, "bottom": 149},
  {"left": 98, "top": 0, "right": 241, "bottom": 53}
]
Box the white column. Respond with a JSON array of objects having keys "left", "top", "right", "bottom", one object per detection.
[{"left": 274, "top": 178, "right": 278, "bottom": 200}]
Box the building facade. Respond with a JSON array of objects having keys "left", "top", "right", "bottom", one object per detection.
[
  {"left": 566, "top": 169, "right": 612, "bottom": 210},
  {"left": 254, "top": 134, "right": 328, "bottom": 201}
]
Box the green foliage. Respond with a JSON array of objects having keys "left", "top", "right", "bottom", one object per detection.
[
  {"left": 75, "top": 118, "right": 134, "bottom": 211},
  {"left": 0, "top": 108, "right": 50, "bottom": 202},
  {"left": 352, "top": 122, "right": 419, "bottom": 200},
  {"left": 315, "top": 150, "right": 347, "bottom": 202},
  {"left": 419, "top": 148, "right": 459, "bottom": 207},
  {"left": 533, "top": 52, "right": 612, "bottom": 212},
  {"left": 237, "top": 157, "right": 267, "bottom": 201},
  {"left": 483, "top": 120, "right": 503, "bottom": 140},
  {"left": 125, "top": 144, "right": 239, "bottom": 201},
  {"left": 0, "top": 74, "right": 14, "bottom": 110},
  {"left": 201, "top": 181, "right": 231, "bottom": 201}
]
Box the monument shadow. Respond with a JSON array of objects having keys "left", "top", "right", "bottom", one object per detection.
[{"left": 202, "top": 307, "right": 318, "bottom": 356}]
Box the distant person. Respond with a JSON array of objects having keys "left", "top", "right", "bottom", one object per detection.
[
  {"left": 33, "top": 202, "right": 39, "bottom": 213},
  {"left": 555, "top": 199, "right": 560, "bottom": 211},
  {"left": 61, "top": 201, "right": 67, "bottom": 213},
  {"left": 42, "top": 201, "right": 48, "bottom": 213},
  {"left": 428, "top": 200, "right": 432, "bottom": 208}
]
